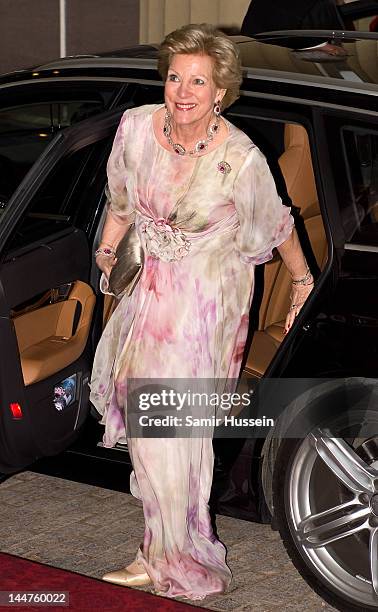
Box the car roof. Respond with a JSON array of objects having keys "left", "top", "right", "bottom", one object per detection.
[{"left": 1, "top": 31, "right": 377, "bottom": 101}]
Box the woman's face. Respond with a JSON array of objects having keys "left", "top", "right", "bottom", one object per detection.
[{"left": 164, "top": 53, "right": 226, "bottom": 131}]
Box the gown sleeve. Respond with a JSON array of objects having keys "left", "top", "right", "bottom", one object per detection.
[
  {"left": 233, "top": 146, "right": 294, "bottom": 265},
  {"left": 99, "top": 111, "right": 135, "bottom": 296},
  {"left": 105, "top": 110, "right": 135, "bottom": 224}
]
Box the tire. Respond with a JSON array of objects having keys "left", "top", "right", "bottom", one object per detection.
[{"left": 273, "top": 396, "right": 378, "bottom": 612}]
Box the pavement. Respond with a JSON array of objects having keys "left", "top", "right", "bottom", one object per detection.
[{"left": 0, "top": 471, "right": 337, "bottom": 611}]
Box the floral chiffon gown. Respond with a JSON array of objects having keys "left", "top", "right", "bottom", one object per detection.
[{"left": 90, "top": 104, "right": 294, "bottom": 599}]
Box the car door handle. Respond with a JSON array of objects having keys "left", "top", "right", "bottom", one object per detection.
[{"left": 50, "top": 283, "right": 73, "bottom": 303}]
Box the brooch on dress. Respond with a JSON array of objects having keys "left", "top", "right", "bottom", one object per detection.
[{"left": 217, "top": 161, "right": 231, "bottom": 175}]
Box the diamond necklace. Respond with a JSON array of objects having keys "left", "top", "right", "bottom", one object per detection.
[{"left": 163, "top": 108, "right": 220, "bottom": 156}]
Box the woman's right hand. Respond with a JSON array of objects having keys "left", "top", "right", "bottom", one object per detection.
[{"left": 95, "top": 253, "right": 117, "bottom": 279}]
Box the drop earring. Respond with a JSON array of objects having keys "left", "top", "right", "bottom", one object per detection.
[{"left": 214, "top": 100, "right": 221, "bottom": 117}]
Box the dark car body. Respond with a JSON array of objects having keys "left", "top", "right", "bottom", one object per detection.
[{"left": 0, "top": 29, "right": 377, "bottom": 611}]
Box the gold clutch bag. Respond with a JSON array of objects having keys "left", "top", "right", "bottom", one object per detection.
[{"left": 108, "top": 223, "right": 144, "bottom": 298}]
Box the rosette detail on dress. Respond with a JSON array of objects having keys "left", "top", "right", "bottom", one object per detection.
[{"left": 142, "top": 218, "right": 191, "bottom": 262}]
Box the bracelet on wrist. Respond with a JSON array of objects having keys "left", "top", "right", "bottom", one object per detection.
[
  {"left": 291, "top": 268, "right": 313, "bottom": 286},
  {"left": 95, "top": 247, "right": 116, "bottom": 258}
]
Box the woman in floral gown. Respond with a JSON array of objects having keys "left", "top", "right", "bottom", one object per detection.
[{"left": 90, "top": 24, "right": 313, "bottom": 600}]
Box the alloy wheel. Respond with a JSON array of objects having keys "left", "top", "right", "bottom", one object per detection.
[{"left": 289, "top": 428, "right": 378, "bottom": 608}]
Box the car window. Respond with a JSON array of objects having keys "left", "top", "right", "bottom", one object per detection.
[
  {"left": 5, "top": 136, "right": 111, "bottom": 253},
  {"left": 0, "top": 83, "right": 122, "bottom": 206},
  {"left": 0, "top": 100, "right": 105, "bottom": 134},
  {"left": 122, "top": 83, "right": 164, "bottom": 107},
  {"left": 341, "top": 128, "right": 378, "bottom": 247},
  {"left": 324, "top": 116, "right": 378, "bottom": 248},
  {"left": 0, "top": 101, "right": 105, "bottom": 203}
]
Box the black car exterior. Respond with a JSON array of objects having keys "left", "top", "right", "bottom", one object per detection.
[{"left": 0, "top": 30, "right": 377, "bottom": 612}]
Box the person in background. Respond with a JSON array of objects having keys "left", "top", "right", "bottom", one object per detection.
[{"left": 241, "top": 0, "right": 347, "bottom": 55}]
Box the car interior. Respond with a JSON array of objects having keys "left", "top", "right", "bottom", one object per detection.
[{"left": 244, "top": 121, "right": 327, "bottom": 377}]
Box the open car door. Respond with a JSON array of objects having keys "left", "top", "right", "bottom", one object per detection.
[{"left": 0, "top": 108, "right": 124, "bottom": 473}]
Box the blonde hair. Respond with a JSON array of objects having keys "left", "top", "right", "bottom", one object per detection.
[{"left": 158, "top": 23, "right": 242, "bottom": 109}]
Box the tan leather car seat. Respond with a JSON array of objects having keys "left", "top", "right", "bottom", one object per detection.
[{"left": 245, "top": 124, "right": 327, "bottom": 377}]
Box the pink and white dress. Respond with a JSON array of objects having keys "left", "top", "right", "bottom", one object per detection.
[{"left": 90, "top": 104, "right": 293, "bottom": 599}]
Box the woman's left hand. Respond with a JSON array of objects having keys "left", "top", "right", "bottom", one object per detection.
[{"left": 284, "top": 280, "right": 314, "bottom": 333}]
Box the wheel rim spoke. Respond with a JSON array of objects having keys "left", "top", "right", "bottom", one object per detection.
[
  {"left": 370, "top": 528, "right": 378, "bottom": 596},
  {"left": 298, "top": 500, "right": 370, "bottom": 548},
  {"left": 310, "top": 430, "right": 377, "bottom": 494}
]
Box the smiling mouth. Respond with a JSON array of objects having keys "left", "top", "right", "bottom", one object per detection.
[{"left": 175, "top": 103, "right": 197, "bottom": 111}]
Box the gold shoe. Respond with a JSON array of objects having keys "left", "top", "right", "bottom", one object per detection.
[{"left": 102, "top": 567, "right": 152, "bottom": 587}]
